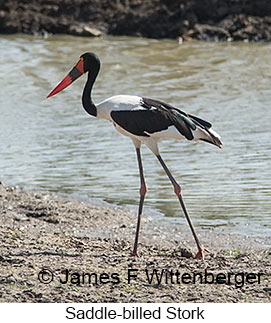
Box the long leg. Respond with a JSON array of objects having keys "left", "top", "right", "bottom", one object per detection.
[
  {"left": 156, "top": 154, "right": 205, "bottom": 259},
  {"left": 131, "top": 147, "right": 147, "bottom": 256}
]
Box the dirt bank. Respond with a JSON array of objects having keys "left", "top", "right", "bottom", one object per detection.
[
  {"left": 1, "top": 0, "right": 271, "bottom": 41},
  {"left": 0, "top": 183, "right": 270, "bottom": 302}
]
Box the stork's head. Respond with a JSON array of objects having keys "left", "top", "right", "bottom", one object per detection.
[{"left": 47, "top": 52, "right": 100, "bottom": 98}]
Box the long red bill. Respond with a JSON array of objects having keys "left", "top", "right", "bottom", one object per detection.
[{"left": 47, "top": 59, "right": 84, "bottom": 98}]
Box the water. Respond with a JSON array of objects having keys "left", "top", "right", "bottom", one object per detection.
[{"left": 0, "top": 35, "right": 270, "bottom": 245}]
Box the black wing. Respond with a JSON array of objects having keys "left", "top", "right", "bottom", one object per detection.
[
  {"left": 111, "top": 109, "right": 172, "bottom": 137},
  {"left": 111, "top": 97, "right": 204, "bottom": 140},
  {"left": 187, "top": 114, "right": 212, "bottom": 129}
]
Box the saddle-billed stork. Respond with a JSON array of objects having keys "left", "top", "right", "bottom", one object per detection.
[{"left": 47, "top": 52, "right": 222, "bottom": 260}]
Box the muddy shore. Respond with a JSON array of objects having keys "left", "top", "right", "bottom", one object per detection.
[
  {"left": 0, "top": 182, "right": 270, "bottom": 302},
  {"left": 1, "top": 0, "right": 271, "bottom": 41}
]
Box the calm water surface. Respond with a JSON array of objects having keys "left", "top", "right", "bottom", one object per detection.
[{"left": 0, "top": 35, "right": 270, "bottom": 244}]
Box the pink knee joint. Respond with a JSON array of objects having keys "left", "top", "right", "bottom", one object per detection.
[
  {"left": 140, "top": 183, "right": 147, "bottom": 196},
  {"left": 174, "top": 183, "right": 181, "bottom": 196}
]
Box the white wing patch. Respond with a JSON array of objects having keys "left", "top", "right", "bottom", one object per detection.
[{"left": 96, "top": 95, "right": 143, "bottom": 120}]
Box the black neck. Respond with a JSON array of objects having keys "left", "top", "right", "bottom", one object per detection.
[{"left": 82, "top": 69, "right": 99, "bottom": 117}]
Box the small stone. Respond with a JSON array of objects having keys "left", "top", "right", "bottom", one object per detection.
[
  {"left": 83, "top": 26, "right": 102, "bottom": 37},
  {"left": 69, "top": 24, "right": 102, "bottom": 37}
]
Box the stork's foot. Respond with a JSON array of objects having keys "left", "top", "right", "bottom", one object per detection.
[
  {"left": 194, "top": 246, "right": 209, "bottom": 260},
  {"left": 130, "top": 251, "right": 139, "bottom": 257}
]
